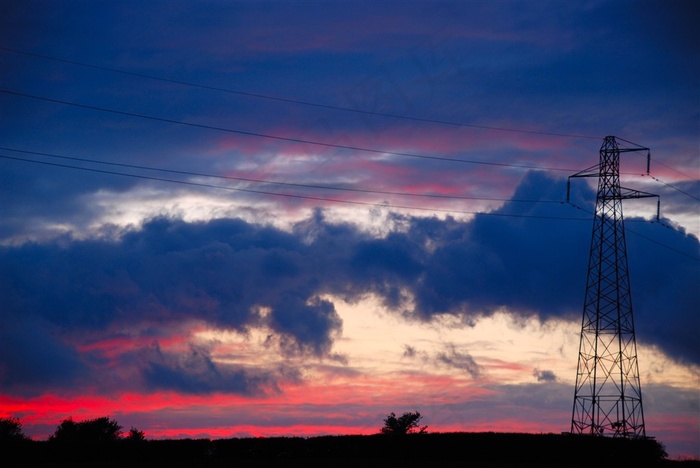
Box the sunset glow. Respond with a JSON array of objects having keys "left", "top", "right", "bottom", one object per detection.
[{"left": 1, "top": 0, "right": 698, "bottom": 461}]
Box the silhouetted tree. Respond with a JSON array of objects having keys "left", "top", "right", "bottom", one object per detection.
[
  {"left": 125, "top": 426, "right": 146, "bottom": 441},
  {"left": 51, "top": 416, "right": 122, "bottom": 443},
  {"left": 0, "top": 417, "right": 28, "bottom": 442},
  {"left": 380, "top": 411, "right": 427, "bottom": 435},
  {"left": 50, "top": 418, "right": 78, "bottom": 443}
]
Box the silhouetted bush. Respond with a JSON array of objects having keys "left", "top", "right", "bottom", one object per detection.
[
  {"left": 0, "top": 417, "right": 28, "bottom": 442},
  {"left": 380, "top": 411, "right": 427, "bottom": 435},
  {"left": 126, "top": 426, "right": 146, "bottom": 441},
  {"left": 50, "top": 416, "right": 122, "bottom": 443},
  {"left": 1, "top": 417, "right": 36, "bottom": 466},
  {"left": 45, "top": 416, "right": 123, "bottom": 462}
]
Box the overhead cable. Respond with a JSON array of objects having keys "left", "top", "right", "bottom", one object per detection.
[
  {"left": 3, "top": 153, "right": 694, "bottom": 260},
  {"left": 0, "top": 89, "right": 582, "bottom": 172},
  {"left": 0, "top": 46, "right": 601, "bottom": 140},
  {"left": 0, "top": 147, "right": 563, "bottom": 204},
  {"left": 0, "top": 153, "right": 586, "bottom": 221}
]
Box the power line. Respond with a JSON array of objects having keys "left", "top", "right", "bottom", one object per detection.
[
  {"left": 567, "top": 202, "right": 700, "bottom": 261},
  {"left": 0, "top": 147, "right": 564, "bottom": 205},
  {"left": 0, "top": 89, "right": 584, "bottom": 172},
  {"left": 626, "top": 223, "right": 700, "bottom": 261},
  {"left": 571, "top": 136, "right": 699, "bottom": 203},
  {"left": 4, "top": 89, "right": 695, "bottom": 204},
  {"left": 617, "top": 137, "right": 700, "bottom": 189},
  {"left": 4, "top": 153, "right": 695, "bottom": 260},
  {"left": 0, "top": 46, "right": 601, "bottom": 140},
  {"left": 643, "top": 174, "right": 700, "bottom": 202},
  {"left": 651, "top": 158, "right": 699, "bottom": 182},
  {"left": 0, "top": 153, "right": 587, "bottom": 221},
  {"left": 3, "top": 153, "right": 695, "bottom": 260},
  {"left": 3, "top": 48, "right": 695, "bottom": 188},
  {"left": 5, "top": 89, "right": 694, "bottom": 191}
]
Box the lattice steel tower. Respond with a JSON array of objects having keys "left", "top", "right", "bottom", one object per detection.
[{"left": 568, "top": 135, "right": 658, "bottom": 438}]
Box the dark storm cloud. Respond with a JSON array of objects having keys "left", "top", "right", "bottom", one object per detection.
[
  {"left": 1, "top": 172, "right": 698, "bottom": 394},
  {"left": 0, "top": 316, "right": 88, "bottom": 393},
  {"left": 267, "top": 293, "right": 341, "bottom": 356},
  {"left": 403, "top": 174, "right": 595, "bottom": 319}
]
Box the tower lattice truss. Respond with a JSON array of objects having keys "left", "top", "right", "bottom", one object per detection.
[{"left": 569, "top": 135, "right": 658, "bottom": 438}]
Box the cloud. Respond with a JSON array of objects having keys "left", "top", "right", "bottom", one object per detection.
[
  {"left": 0, "top": 316, "right": 88, "bottom": 393},
  {"left": 1, "top": 172, "right": 697, "bottom": 396},
  {"left": 141, "top": 342, "right": 279, "bottom": 395},
  {"left": 533, "top": 368, "right": 557, "bottom": 382},
  {"left": 436, "top": 345, "right": 481, "bottom": 379},
  {"left": 403, "top": 345, "right": 417, "bottom": 358},
  {"left": 266, "top": 294, "right": 342, "bottom": 357}
]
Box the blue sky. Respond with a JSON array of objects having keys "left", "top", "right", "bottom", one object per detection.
[{"left": 1, "top": 0, "right": 698, "bottom": 460}]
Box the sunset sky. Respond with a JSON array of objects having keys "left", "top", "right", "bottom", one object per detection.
[{"left": 1, "top": 0, "right": 698, "bottom": 460}]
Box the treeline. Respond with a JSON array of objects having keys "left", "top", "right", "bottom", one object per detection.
[
  {"left": 1, "top": 411, "right": 423, "bottom": 443},
  {"left": 1, "top": 415, "right": 144, "bottom": 443},
  {"left": 1, "top": 416, "right": 150, "bottom": 466},
  {"left": 0, "top": 416, "right": 682, "bottom": 467}
]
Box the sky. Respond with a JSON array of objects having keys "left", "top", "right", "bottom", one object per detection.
[{"left": 1, "top": 0, "right": 699, "bottom": 460}]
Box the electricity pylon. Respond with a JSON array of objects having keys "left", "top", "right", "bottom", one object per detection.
[{"left": 567, "top": 135, "right": 659, "bottom": 438}]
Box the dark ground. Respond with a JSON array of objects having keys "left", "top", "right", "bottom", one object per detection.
[{"left": 4, "top": 432, "right": 698, "bottom": 467}]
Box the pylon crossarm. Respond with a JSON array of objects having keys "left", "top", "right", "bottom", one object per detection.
[
  {"left": 569, "top": 163, "right": 600, "bottom": 179},
  {"left": 612, "top": 136, "right": 651, "bottom": 174},
  {"left": 618, "top": 188, "right": 660, "bottom": 220},
  {"left": 619, "top": 187, "right": 657, "bottom": 200},
  {"left": 566, "top": 164, "right": 600, "bottom": 202}
]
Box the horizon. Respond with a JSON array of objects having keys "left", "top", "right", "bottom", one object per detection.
[{"left": 6, "top": 426, "right": 673, "bottom": 467}]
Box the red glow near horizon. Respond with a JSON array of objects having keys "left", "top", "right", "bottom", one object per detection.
[
  {"left": 147, "top": 424, "right": 379, "bottom": 440},
  {"left": 0, "top": 371, "right": 495, "bottom": 437},
  {"left": 0, "top": 389, "right": 557, "bottom": 439},
  {"left": 3, "top": 389, "right": 698, "bottom": 460}
]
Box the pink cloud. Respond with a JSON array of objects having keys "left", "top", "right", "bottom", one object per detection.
[
  {"left": 75, "top": 332, "right": 192, "bottom": 361},
  {"left": 198, "top": 121, "right": 578, "bottom": 217}
]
